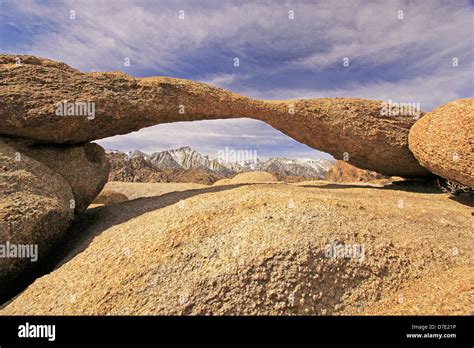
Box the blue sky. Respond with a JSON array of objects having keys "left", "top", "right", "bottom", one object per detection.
[{"left": 1, "top": 0, "right": 473, "bottom": 160}]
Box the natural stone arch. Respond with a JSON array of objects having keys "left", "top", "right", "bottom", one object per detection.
[{"left": 0, "top": 54, "right": 430, "bottom": 177}]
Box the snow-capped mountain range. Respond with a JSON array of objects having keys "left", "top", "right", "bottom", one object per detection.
[{"left": 107, "top": 146, "right": 334, "bottom": 179}]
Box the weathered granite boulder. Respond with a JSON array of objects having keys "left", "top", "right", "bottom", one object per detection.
[
  {"left": 0, "top": 139, "right": 74, "bottom": 300},
  {"left": 3, "top": 139, "right": 110, "bottom": 212},
  {"left": 409, "top": 98, "right": 473, "bottom": 188}
]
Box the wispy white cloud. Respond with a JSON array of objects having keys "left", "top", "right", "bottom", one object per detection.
[
  {"left": 95, "top": 118, "right": 331, "bottom": 160},
  {"left": 199, "top": 73, "right": 240, "bottom": 89},
  {"left": 242, "top": 63, "right": 474, "bottom": 110},
  {"left": 293, "top": 0, "right": 473, "bottom": 72}
]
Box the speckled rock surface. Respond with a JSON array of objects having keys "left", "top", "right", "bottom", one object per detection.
[
  {"left": 409, "top": 98, "right": 474, "bottom": 188},
  {"left": 3, "top": 138, "right": 109, "bottom": 213},
  {"left": 364, "top": 265, "right": 474, "bottom": 315},
  {"left": 1, "top": 182, "right": 471, "bottom": 315},
  {"left": 0, "top": 54, "right": 429, "bottom": 177},
  {"left": 0, "top": 139, "right": 74, "bottom": 301}
]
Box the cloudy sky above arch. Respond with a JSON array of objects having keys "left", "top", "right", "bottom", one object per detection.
[{"left": 1, "top": 0, "right": 473, "bottom": 160}]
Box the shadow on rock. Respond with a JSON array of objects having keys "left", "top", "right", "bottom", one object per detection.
[
  {"left": 300, "top": 179, "right": 443, "bottom": 195},
  {"left": 1, "top": 184, "right": 244, "bottom": 307}
]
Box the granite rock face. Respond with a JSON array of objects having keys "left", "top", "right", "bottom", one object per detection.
[
  {"left": 409, "top": 98, "right": 474, "bottom": 188},
  {"left": 0, "top": 139, "right": 74, "bottom": 300},
  {"left": 0, "top": 137, "right": 109, "bottom": 301},
  {"left": 0, "top": 55, "right": 261, "bottom": 143},
  {"left": 3, "top": 139, "right": 110, "bottom": 212},
  {"left": 0, "top": 54, "right": 429, "bottom": 177},
  {"left": 1, "top": 183, "right": 472, "bottom": 315}
]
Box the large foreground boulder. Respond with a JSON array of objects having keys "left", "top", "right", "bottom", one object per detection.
[
  {"left": 0, "top": 139, "right": 74, "bottom": 301},
  {"left": 409, "top": 98, "right": 474, "bottom": 188},
  {"left": 1, "top": 183, "right": 471, "bottom": 315},
  {"left": 0, "top": 54, "right": 428, "bottom": 177},
  {"left": 3, "top": 139, "right": 110, "bottom": 212},
  {"left": 0, "top": 137, "right": 109, "bottom": 302}
]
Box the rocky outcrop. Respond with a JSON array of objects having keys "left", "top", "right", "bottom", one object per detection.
[
  {"left": 325, "top": 161, "right": 386, "bottom": 183},
  {"left": 107, "top": 152, "right": 225, "bottom": 185},
  {"left": 108, "top": 148, "right": 331, "bottom": 184},
  {"left": 0, "top": 54, "right": 429, "bottom": 177},
  {"left": 0, "top": 55, "right": 260, "bottom": 143},
  {"left": 0, "top": 139, "right": 74, "bottom": 300},
  {"left": 108, "top": 153, "right": 169, "bottom": 183},
  {"left": 409, "top": 98, "right": 474, "bottom": 188},
  {"left": 4, "top": 139, "right": 110, "bottom": 212},
  {"left": 0, "top": 137, "right": 109, "bottom": 301},
  {"left": 1, "top": 182, "right": 471, "bottom": 315}
]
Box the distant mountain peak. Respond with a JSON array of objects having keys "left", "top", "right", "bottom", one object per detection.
[
  {"left": 127, "top": 149, "right": 148, "bottom": 159},
  {"left": 106, "top": 146, "right": 334, "bottom": 179},
  {"left": 179, "top": 146, "right": 192, "bottom": 151}
]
